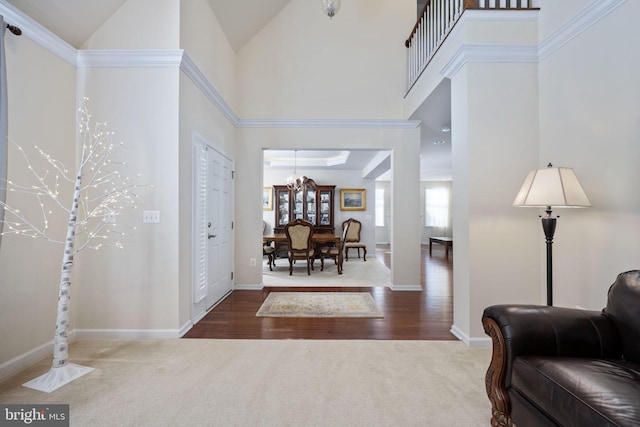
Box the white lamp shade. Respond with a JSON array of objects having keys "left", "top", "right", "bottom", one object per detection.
[{"left": 513, "top": 166, "right": 591, "bottom": 208}]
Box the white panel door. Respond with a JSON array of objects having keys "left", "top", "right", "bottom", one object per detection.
[
  {"left": 192, "top": 138, "right": 233, "bottom": 321},
  {"left": 206, "top": 146, "right": 233, "bottom": 308}
]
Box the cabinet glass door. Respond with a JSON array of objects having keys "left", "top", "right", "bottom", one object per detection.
[
  {"left": 319, "top": 191, "right": 331, "bottom": 225},
  {"left": 277, "top": 191, "right": 289, "bottom": 225},
  {"left": 306, "top": 184, "right": 316, "bottom": 225},
  {"left": 293, "top": 189, "right": 303, "bottom": 221}
]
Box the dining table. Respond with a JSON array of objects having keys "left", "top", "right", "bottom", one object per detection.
[{"left": 263, "top": 233, "right": 343, "bottom": 274}]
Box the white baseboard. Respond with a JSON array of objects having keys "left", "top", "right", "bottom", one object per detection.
[
  {"left": 389, "top": 283, "right": 422, "bottom": 291},
  {"left": 0, "top": 329, "right": 182, "bottom": 382},
  {"left": 450, "top": 325, "right": 492, "bottom": 348},
  {"left": 0, "top": 340, "right": 55, "bottom": 382},
  {"left": 236, "top": 283, "right": 264, "bottom": 290},
  {"left": 72, "top": 329, "right": 181, "bottom": 340},
  {"left": 179, "top": 321, "right": 193, "bottom": 337}
]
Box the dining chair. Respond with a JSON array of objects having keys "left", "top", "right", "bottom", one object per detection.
[
  {"left": 343, "top": 218, "right": 367, "bottom": 261},
  {"left": 262, "top": 221, "right": 276, "bottom": 271},
  {"left": 284, "top": 219, "right": 315, "bottom": 275},
  {"left": 320, "top": 218, "right": 351, "bottom": 274}
]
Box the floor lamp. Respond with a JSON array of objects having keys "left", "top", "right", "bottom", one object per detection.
[{"left": 513, "top": 163, "right": 591, "bottom": 306}]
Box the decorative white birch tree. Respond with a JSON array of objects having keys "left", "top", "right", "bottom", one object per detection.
[{"left": 0, "top": 98, "right": 141, "bottom": 392}]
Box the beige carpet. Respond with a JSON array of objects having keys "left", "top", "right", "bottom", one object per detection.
[
  {"left": 263, "top": 257, "right": 390, "bottom": 287},
  {"left": 256, "top": 292, "right": 384, "bottom": 318},
  {"left": 0, "top": 340, "right": 492, "bottom": 426}
]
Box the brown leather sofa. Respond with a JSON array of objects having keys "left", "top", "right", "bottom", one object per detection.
[{"left": 482, "top": 270, "right": 640, "bottom": 427}]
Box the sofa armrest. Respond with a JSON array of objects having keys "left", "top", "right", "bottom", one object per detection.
[
  {"left": 483, "top": 305, "right": 621, "bottom": 360},
  {"left": 481, "top": 305, "right": 621, "bottom": 427}
]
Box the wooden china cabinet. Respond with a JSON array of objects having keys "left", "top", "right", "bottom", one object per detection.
[{"left": 273, "top": 178, "right": 336, "bottom": 234}]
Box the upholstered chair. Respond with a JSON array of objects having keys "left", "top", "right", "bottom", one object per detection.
[
  {"left": 262, "top": 221, "right": 275, "bottom": 271},
  {"left": 342, "top": 218, "right": 367, "bottom": 261},
  {"left": 284, "top": 219, "right": 315, "bottom": 275},
  {"left": 320, "top": 219, "right": 351, "bottom": 274}
]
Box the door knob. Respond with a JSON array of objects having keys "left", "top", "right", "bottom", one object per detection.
[{"left": 208, "top": 234, "right": 217, "bottom": 239}]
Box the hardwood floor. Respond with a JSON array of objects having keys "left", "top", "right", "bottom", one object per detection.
[{"left": 183, "top": 244, "right": 454, "bottom": 340}]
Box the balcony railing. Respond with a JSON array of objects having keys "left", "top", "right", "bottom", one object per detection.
[{"left": 405, "top": 0, "right": 539, "bottom": 93}]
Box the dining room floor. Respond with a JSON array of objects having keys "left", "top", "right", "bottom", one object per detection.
[{"left": 183, "top": 244, "right": 454, "bottom": 340}]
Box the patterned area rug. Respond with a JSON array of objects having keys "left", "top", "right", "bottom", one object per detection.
[{"left": 256, "top": 292, "right": 383, "bottom": 318}]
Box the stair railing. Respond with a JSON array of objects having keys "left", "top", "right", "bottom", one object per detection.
[{"left": 405, "top": 0, "right": 538, "bottom": 93}]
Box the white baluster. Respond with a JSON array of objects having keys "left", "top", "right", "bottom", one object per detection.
[
  {"left": 426, "top": 6, "right": 431, "bottom": 61},
  {"left": 430, "top": 3, "right": 435, "bottom": 54},
  {"left": 440, "top": 0, "right": 445, "bottom": 42},
  {"left": 420, "top": 21, "right": 427, "bottom": 70},
  {"left": 415, "top": 25, "right": 420, "bottom": 77}
]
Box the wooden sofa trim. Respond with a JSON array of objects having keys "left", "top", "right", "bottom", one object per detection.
[{"left": 482, "top": 316, "right": 514, "bottom": 427}]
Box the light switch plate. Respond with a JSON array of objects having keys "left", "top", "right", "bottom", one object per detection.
[{"left": 143, "top": 210, "right": 160, "bottom": 223}]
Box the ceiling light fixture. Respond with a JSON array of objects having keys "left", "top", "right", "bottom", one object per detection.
[
  {"left": 321, "top": 0, "right": 341, "bottom": 19},
  {"left": 441, "top": 126, "right": 451, "bottom": 132},
  {"left": 433, "top": 140, "right": 446, "bottom": 145},
  {"left": 286, "top": 150, "right": 306, "bottom": 191}
]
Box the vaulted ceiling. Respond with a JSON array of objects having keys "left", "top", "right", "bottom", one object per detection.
[{"left": 4, "top": 0, "right": 292, "bottom": 51}]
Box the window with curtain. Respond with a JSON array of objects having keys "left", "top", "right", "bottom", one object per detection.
[
  {"left": 375, "top": 188, "right": 384, "bottom": 226},
  {"left": 425, "top": 187, "right": 449, "bottom": 228}
]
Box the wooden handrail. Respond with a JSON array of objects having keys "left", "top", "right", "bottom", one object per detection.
[{"left": 405, "top": 0, "right": 432, "bottom": 48}]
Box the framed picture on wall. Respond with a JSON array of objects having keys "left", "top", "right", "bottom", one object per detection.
[
  {"left": 340, "top": 189, "right": 366, "bottom": 211},
  {"left": 263, "top": 187, "right": 273, "bottom": 210}
]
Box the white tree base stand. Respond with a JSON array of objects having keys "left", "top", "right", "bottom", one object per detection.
[{"left": 23, "top": 364, "right": 94, "bottom": 393}]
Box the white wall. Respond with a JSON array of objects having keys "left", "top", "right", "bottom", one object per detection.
[
  {"left": 0, "top": 36, "right": 76, "bottom": 365},
  {"left": 449, "top": 62, "right": 541, "bottom": 341},
  {"left": 236, "top": 0, "right": 414, "bottom": 119},
  {"left": 82, "top": 0, "right": 180, "bottom": 49},
  {"left": 74, "top": 66, "right": 181, "bottom": 332},
  {"left": 537, "top": 0, "right": 640, "bottom": 309},
  {"left": 180, "top": 0, "right": 237, "bottom": 110}
]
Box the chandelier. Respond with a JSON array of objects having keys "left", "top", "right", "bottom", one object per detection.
[
  {"left": 321, "top": 0, "right": 341, "bottom": 19},
  {"left": 286, "top": 150, "right": 306, "bottom": 191}
]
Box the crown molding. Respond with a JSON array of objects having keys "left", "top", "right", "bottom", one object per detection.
[
  {"left": 179, "top": 53, "right": 240, "bottom": 126},
  {"left": 441, "top": 44, "right": 538, "bottom": 78},
  {"left": 538, "top": 0, "right": 626, "bottom": 61},
  {"left": 77, "top": 49, "right": 183, "bottom": 68},
  {"left": 441, "top": 0, "right": 627, "bottom": 78},
  {"left": 0, "top": 0, "right": 76, "bottom": 65},
  {"left": 11, "top": 0, "right": 590, "bottom": 129},
  {"left": 238, "top": 118, "right": 421, "bottom": 129}
]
